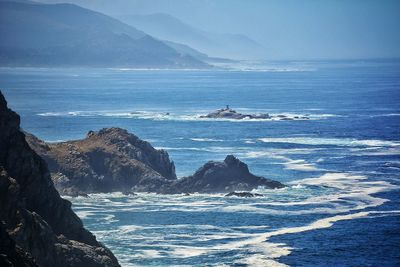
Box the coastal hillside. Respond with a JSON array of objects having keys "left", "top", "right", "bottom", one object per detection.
[
  {"left": 0, "top": 1, "right": 208, "bottom": 68},
  {"left": 0, "top": 90, "right": 120, "bottom": 266}
]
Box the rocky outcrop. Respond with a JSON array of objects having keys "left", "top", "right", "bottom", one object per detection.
[
  {"left": 162, "top": 155, "right": 285, "bottom": 194},
  {"left": 26, "top": 128, "right": 176, "bottom": 196},
  {"left": 225, "top": 191, "right": 263, "bottom": 198},
  {"left": 200, "top": 106, "right": 309, "bottom": 120},
  {"left": 0, "top": 221, "right": 38, "bottom": 267},
  {"left": 200, "top": 106, "right": 271, "bottom": 119},
  {"left": 27, "top": 128, "right": 285, "bottom": 195},
  {"left": 0, "top": 91, "right": 120, "bottom": 267}
]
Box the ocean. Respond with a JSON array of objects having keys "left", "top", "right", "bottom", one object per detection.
[{"left": 1, "top": 60, "right": 399, "bottom": 266}]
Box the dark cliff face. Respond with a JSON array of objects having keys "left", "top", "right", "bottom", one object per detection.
[
  {"left": 26, "top": 127, "right": 176, "bottom": 195},
  {"left": 0, "top": 91, "right": 120, "bottom": 267},
  {"left": 163, "top": 155, "right": 285, "bottom": 194},
  {"left": 0, "top": 219, "right": 38, "bottom": 267}
]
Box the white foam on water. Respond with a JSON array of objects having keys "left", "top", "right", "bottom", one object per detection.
[
  {"left": 37, "top": 110, "right": 336, "bottom": 122},
  {"left": 349, "top": 147, "right": 400, "bottom": 156},
  {"left": 244, "top": 151, "right": 320, "bottom": 172},
  {"left": 209, "top": 211, "right": 374, "bottom": 265},
  {"left": 370, "top": 113, "right": 400, "bottom": 117},
  {"left": 119, "top": 225, "right": 146, "bottom": 233},
  {"left": 235, "top": 254, "right": 289, "bottom": 267},
  {"left": 136, "top": 250, "right": 162, "bottom": 259},
  {"left": 222, "top": 171, "right": 396, "bottom": 216},
  {"left": 74, "top": 210, "right": 94, "bottom": 219},
  {"left": 231, "top": 225, "right": 270, "bottom": 230},
  {"left": 264, "top": 172, "right": 398, "bottom": 211},
  {"left": 190, "top": 138, "right": 224, "bottom": 142},
  {"left": 68, "top": 155, "right": 398, "bottom": 266},
  {"left": 71, "top": 170, "right": 396, "bottom": 217},
  {"left": 221, "top": 204, "right": 271, "bottom": 213},
  {"left": 161, "top": 211, "right": 375, "bottom": 265},
  {"left": 243, "top": 151, "right": 272, "bottom": 158},
  {"left": 283, "top": 159, "right": 319, "bottom": 171},
  {"left": 259, "top": 137, "right": 400, "bottom": 147}
]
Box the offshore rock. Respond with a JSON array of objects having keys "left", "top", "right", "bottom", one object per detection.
[
  {"left": 225, "top": 191, "right": 263, "bottom": 198},
  {"left": 163, "top": 155, "right": 285, "bottom": 194},
  {"left": 0, "top": 90, "right": 120, "bottom": 267},
  {"left": 200, "top": 106, "right": 271, "bottom": 119},
  {"left": 200, "top": 106, "right": 310, "bottom": 120}
]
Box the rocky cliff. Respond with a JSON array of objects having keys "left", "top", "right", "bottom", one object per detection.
[
  {"left": 0, "top": 91, "right": 120, "bottom": 267},
  {"left": 163, "top": 155, "right": 285, "bottom": 193},
  {"left": 26, "top": 128, "right": 176, "bottom": 196}
]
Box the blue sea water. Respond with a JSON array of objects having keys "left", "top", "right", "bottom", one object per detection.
[{"left": 1, "top": 60, "right": 400, "bottom": 266}]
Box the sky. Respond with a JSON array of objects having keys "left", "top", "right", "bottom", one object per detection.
[{"left": 37, "top": 0, "right": 400, "bottom": 60}]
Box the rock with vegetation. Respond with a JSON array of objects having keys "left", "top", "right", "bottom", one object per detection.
[
  {"left": 0, "top": 91, "right": 120, "bottom": 267},
  {"left": 26, "top": 128, "right": 176, "bottom": 196}
]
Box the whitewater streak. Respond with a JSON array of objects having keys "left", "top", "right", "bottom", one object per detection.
[
  {"left": 68, "top": 168, "right": 398, "bottom": 266},
  {"left": 154, "top": 171, "right": 397, "bottom": 266}
]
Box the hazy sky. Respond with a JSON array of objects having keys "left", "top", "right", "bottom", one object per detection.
[{"left": 37, "top": 0, "right": 400, "bottom": 60}]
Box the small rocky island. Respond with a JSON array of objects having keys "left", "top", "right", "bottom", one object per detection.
[{"left": 200, "top": 106, "right": 309, "bottom": 120}]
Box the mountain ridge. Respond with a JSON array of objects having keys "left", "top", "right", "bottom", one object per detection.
[
  {"left": 0, "top": 1, "right": 209, "bottom": 68},
  {"left": 118, "top": 12, "right": 266, "bottom": 60}
]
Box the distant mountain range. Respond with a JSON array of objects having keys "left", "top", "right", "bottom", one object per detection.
[
  {"left": 118, "top": 13, "right": 267, "bottom": 60},
  {"left": 0, "top": 1, "right": 209, "bottom": 68}
]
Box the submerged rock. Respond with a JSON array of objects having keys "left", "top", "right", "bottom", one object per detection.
[
  {"left": 26, "top": 128, "right": 176, "bottom": 196},
  {"left": 0, "top": 91, "right": 120, "bottom": 267},
  {"left": 225, "top": 191, "right": 263, "bottom": 198},
  {"left": 163, "top": 155, "right": 285, "bottom": 194}
]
